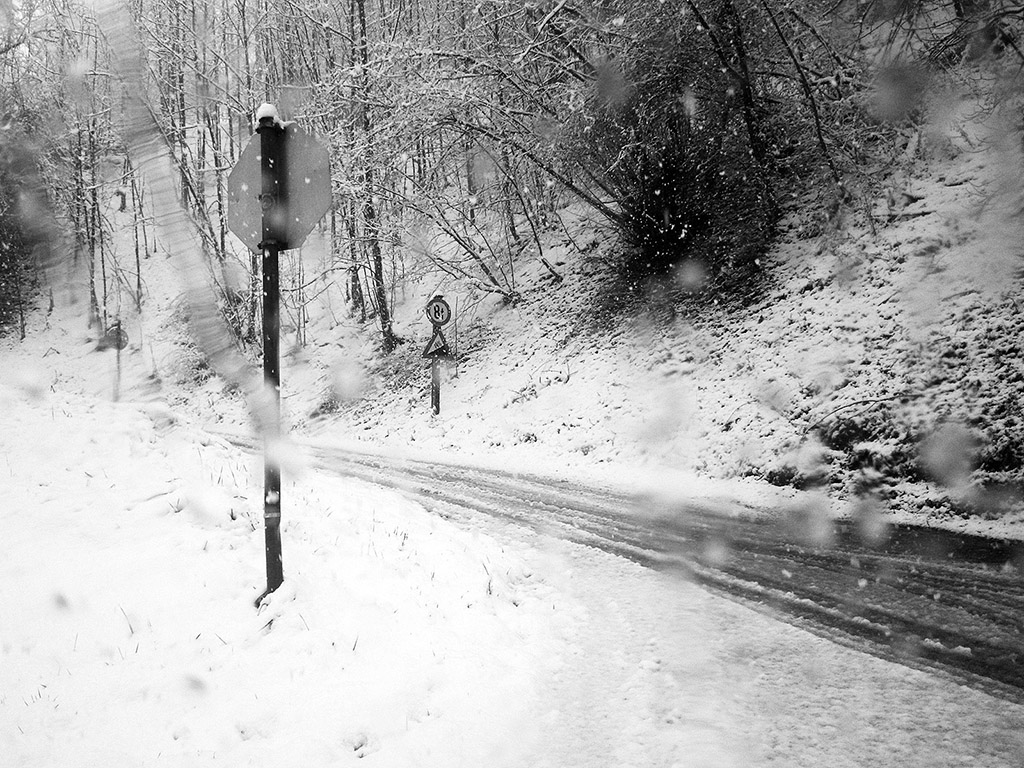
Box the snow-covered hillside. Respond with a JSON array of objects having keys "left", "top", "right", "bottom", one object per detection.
[{"left": 185, "top": 78, "right": 1024, "bottom": 542}]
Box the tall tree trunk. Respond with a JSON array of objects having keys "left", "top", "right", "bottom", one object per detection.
[
  {"left": 127, "top": 158, "right": 143, "bottom": 310},
  {"left": 356, "top": 0, "right": 397, "bottom": 352}
]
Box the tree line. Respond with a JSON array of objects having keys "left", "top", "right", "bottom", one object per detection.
[{"left": 1, "top": 0, "right": 1021, "bottom": 348}]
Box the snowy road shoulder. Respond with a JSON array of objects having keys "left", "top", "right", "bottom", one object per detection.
[
  {"left": 512, "top": 538, "right": 1024, "bottom": 768},
  {"left": 0, "top": 392, "right": 568, "bottom": 766}
]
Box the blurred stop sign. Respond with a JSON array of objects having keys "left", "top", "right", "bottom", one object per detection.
[{"left": 227, "top": 124, "right": 332, "bottom": 252}]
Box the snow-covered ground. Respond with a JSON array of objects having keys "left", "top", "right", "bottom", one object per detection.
[
  {"left": 4, "top": 384, "right": 1024, "bottom": 767},
  {"left": 0, "top": 386, "right": 561, "bottom": 765}
]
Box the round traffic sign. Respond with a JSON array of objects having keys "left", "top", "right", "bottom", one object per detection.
[
  {"left": 425, "top": 296, "right": 451, "bottom": 326},
  {"left": 99, "top": 323, "right": 128, "bottom": 351}
]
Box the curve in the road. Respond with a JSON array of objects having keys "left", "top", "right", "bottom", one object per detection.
[{"left": 222, "top": 435, "right": 1024, "bottom": 701}]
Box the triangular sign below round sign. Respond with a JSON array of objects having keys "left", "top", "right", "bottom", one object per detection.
[{"left": 422, "top": 328, "right": 451, "bottom": 358}]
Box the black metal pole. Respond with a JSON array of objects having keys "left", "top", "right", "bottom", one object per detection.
[
  {"left": 257, "top": 111, "right": 286, "bottom": 603},
  {"left": 431, "top": 358, "right": 440, "bottom": 415},
  {"left": 114, "top": 321, "right": 122, "bottom": 402},
  {"left": 261, "top": 240, "right": 283, "bottom": 597}
]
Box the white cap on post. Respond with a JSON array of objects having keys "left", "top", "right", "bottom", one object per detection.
[{"left": 255, "top": 103, "right": 283, "bottom": 128}]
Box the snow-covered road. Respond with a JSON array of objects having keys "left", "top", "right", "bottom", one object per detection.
[
  {"left": 466, "top": 522, "right": 1024, "bottom": 768},
  {"left": 233, "top": 433, "right": 1024, "bottom": 764},
  {"left": 548, "top": 544, "right": 1024, "bottom": 765},
  {"left": 245, "top": 438, "right": 1024, "bottom": 699}
]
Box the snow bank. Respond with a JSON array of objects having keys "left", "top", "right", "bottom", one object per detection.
[{"left": 0, "top": 389, "right": 566, "bottom": 766}]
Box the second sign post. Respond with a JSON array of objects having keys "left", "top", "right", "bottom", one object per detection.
[
  {"left": 422, "top": 295, "right": 452, "bottom": 415},
  {"left": 258, "top": 107, "right": 285, "bottom": 603}
]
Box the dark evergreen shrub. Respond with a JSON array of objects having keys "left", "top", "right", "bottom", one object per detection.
[
  {"left": 575, "top": 104, "right": 774, "bottom": 279},
  {"left": 0, "top": 174, "right": 32, "bottom": 334},
  {"left": 559, "top": 5, "right": 783, "bottom": 282}
]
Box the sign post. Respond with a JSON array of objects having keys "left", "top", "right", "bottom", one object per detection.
[
  {"left": 422, "top": 295, "right": 452, "bottom": 415},
  {"left": 228, "top": 103, "right": 331, "bottom": 606},
  {"left": 258, "top": 110, "right": 285, "bottom": 603},
  {"left": 105, "top": 319, "right": 128, "bottom": 401},
  {"left": 431, "top": 357, "right": 441, "bottom": 414}
]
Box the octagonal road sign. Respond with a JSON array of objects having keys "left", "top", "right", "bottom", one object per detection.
[{"left": 227, "top": 124, "right": 332, "bottom": 252}]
